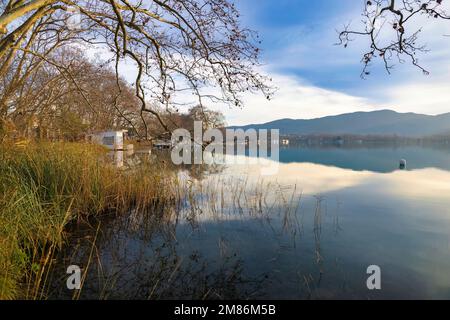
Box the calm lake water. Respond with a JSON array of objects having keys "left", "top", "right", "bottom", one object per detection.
[{"left": 49, "top": 145, "right": 450, "bottom": 299}]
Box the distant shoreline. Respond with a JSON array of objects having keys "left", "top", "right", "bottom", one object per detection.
[{"left": 277, "top": 134, "right": 450, "bottom": 148}]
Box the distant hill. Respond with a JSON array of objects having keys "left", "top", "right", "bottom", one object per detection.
[{"left": 229, "top": 110, "right": 450, "bottom": 137}]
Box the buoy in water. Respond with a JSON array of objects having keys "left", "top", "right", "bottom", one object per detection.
[{"left": 399, "top": 159, "right": 407, "bottom": 170}]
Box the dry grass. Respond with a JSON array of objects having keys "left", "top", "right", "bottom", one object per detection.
[{"left": 0, "top": 142, "right": 176, "bottom": 299}]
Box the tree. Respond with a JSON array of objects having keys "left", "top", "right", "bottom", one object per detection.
[
  {"left": 3, "top": 47, "right": 146, "bottom": 139},
  {"left": 0, "top": 0, "right": 273, "bottom": 139},
  {"left": 339, "top": 0, "right": 450, "bottom": 77}
]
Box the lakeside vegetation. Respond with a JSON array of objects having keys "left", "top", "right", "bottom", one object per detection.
[
  {"left": 1, "top": 0, "right": 450, "bottom": 302},
  {"left": 281, "top": 134, "right": 450, "bottom": 148},
  {"left": 0, "top": 142, "right": 176, "bottom": 299}
]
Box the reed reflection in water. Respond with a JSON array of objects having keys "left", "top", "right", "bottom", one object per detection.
[{"left": 47, "top": 149, "right": 450, "bottom": 299}]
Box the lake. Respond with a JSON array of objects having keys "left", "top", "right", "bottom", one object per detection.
[{"left": 48, "top": 145, "right": 450, "bottom": 299}]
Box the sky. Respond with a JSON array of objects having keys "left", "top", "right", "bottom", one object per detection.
[
  {"left": 215, "top": 0, "right": 450, "bottom": 125},
  {"left": 103, "top": 0, "right": 450, "bottom": 126}
]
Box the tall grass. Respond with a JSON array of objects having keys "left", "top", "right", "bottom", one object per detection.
[{"left": 0, "top": 142, "right": 176, "bottom": 299}]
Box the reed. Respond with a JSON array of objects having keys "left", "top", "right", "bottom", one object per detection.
[{"left": 0, "top": 142, "right": 176, "bottom": 299}]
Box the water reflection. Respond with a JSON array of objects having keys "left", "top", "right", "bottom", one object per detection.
[
  {"left": 279, "top": 145, "right": 450, "bottom": 173},
  {"left": 48, "top": 208, "right": 268, "bottom": 299},
  {"left": 47, "top": 147, "right": 450, "bottom": 299}
]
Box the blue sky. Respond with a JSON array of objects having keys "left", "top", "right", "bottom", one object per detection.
[
  {"left": 109, "top": 1, "right": 450, "bottom": 125},
  {"left": 237, "top": 0, "right": 365, "bottom": 91},
  {"left": 214, "top": 0, "right": 450, "bottom": 125}
]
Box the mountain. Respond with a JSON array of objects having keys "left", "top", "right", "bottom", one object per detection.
[{"left": 229, "top": 110, "right": 450, "bottom": 137}]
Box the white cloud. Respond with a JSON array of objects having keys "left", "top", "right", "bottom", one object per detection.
[
  {"left": 218, "top": 64, "right": 450, "bottom": 126},
  {"left": 220, "top": 73, "right": 380, "bottom": 126},
  {"left": 382, "top": 79, "right": 450, "bottom": 116},
  {"left": 81, "top": 7, "right": 450, "bottom": 127},
  {"left": 227, "top": 4, "right": 450, "bottom": 126}
]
